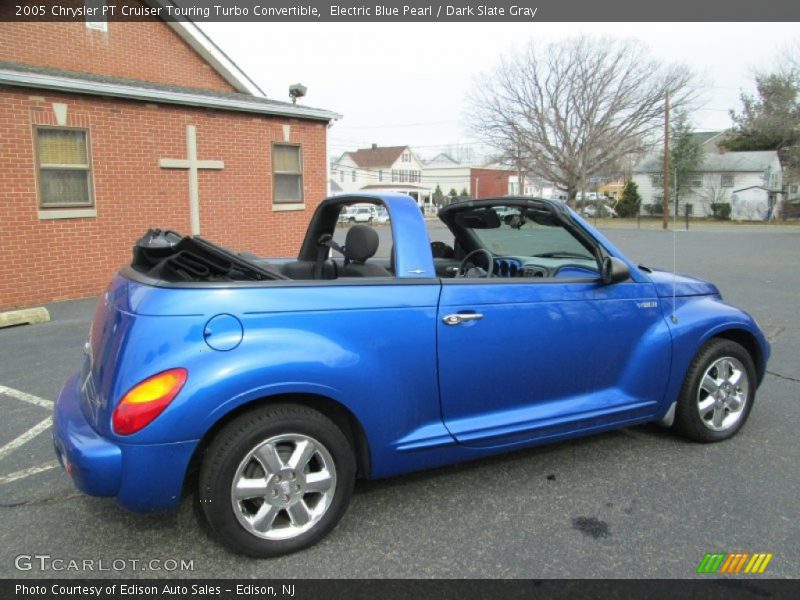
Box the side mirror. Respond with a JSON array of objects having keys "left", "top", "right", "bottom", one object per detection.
[{"left": 601, "top": 257, "right": 630, "bottom": 285}]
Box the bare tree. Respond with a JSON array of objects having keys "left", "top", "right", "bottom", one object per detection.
[
  {"left": 443, "top": 144, "right": 478, "bottom": 165},
  {"left": 700, "top": 183, "right": 729, "bottom": 218},
  {"left": 467, "top": 36, "right": 696, "bottom": 203}
]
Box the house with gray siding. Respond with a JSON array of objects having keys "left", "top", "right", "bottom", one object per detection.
[{"left": 632, "top": 150, "right": 783, "bottom": 220}]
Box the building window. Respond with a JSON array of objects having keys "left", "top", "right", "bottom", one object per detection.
[
  {"left": 378, "top": 170, "right": 383, "bottom": 182},
  {"left": 273, "top": 143, "right": 303, "bottom": 204},
  {"left": 402, "top": 152, "right": 410, "bottom": 162},
  {"left": 391, "top": 169, "right": 398, "bottom": 183},
  {"left": 690, "top": 175, "right": 703, "bottom": 188},
  {"left": 35, "top": 127, "right": 94, "bottom": 208},
  {"left": 340, "top": 169, "right": 344, "bottom": 183},
  {"left": 85, "top": 0, "right": 108, "bottom": 31},
  {"left": 650, "top": 174, "right": 664, "bottom": 187},
  {"left": 352, "top": 170, "right": 356, "bottom": 182},
  {"left": 720, "top": 174, "right": 734, "bottom": 187}
]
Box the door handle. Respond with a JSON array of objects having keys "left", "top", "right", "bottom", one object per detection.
[{"left": 442, "top": 312, "right": 484, "bottom": 325}]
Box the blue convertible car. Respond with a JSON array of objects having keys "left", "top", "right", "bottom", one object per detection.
[{"left": 53, "top": 194, "right": 769, "bottom": 556}]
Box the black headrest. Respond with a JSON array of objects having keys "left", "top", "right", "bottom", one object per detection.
[{"left": 344, "top": 225, "right": 379, "bottom": 263}]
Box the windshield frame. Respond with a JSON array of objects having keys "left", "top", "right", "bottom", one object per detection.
[{"left": 439, "top": 197, "right": 604, "bottom": 270}]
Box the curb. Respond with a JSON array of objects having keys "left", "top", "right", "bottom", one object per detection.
[{"left": 0, "top": 307, "right": 51, "bottom": 329}]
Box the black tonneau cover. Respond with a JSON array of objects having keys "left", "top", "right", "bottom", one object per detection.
[{"left": 131, "top": 229, "right": 287, "bottom": 282}]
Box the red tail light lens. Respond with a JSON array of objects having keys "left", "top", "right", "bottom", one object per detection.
[{"left": 112, "top": 368, "right": 187, "bottom": 435}]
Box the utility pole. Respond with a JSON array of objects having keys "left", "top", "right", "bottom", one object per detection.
[{"left": 662, "top": 90, "right": 670, "bottom": 230}]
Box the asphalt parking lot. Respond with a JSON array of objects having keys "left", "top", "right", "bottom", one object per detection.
[{"left": 1, "top": 223, "right": 798, "bottom": 579}]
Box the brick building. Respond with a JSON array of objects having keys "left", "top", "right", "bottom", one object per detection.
[
  {"left": 469, "top": 168, "right": 513, "bottom": 199},
  {"left": 0, "top": 13, "right": 337, "bottom": 310}
]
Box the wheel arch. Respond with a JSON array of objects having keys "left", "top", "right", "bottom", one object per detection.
[
  {"left": 710, "top": 327, "right": 765, "bottom": 384},
  {"left": 183, "top": 392, "right": 372, "bottom": 498}
]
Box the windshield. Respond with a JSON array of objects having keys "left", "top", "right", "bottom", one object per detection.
[{"left": 458, "top": 205, "right": 594, "bottom": 260}]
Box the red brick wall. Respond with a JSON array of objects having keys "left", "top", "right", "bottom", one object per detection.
[
  {"left": 0, "top": 87, "right": 328, "bottom": 310},
  {"left": 470, "top": 169, "right": 511, "bottom": 199},
  {"left": 0, "top": 17, "right": 236, "bottom": 92}
]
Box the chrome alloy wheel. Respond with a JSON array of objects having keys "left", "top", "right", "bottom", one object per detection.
[
  {"left": 231, "top": 434, "right": 337, "bottom": 540},
  {"left": 697, "top": 356, "right": 750, "bottom": 432}
]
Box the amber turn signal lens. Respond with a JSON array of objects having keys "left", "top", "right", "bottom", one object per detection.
[{"left": 111, "top": 368, "right": 188, "bottom": 435}]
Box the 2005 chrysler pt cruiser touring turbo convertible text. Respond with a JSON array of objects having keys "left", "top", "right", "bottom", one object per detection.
[{"left": 53, "top": 194, "right": 769, "bottom": 556}]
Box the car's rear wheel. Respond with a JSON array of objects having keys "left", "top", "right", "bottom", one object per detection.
[
  {"left": 673, "top": 338, "right": 756, "bottom": 442},
  {"left": 198, "top": 404, "right": 355, "bottom": 557}
]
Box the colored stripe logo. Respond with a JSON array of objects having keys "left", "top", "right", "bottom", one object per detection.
[{"left": 697, "top": 552, "right": 773, "bottom": 574}]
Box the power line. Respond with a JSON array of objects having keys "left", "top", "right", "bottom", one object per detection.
[
  {"left": 332, "top": 119, "right": 461, "bottom": 130},
  {"left": 695, "top": 107, "right": 733, "bottom": 113},
  {"left": 328, "top": 139, "right": 486, "bottom": 149},
  {"left": 328, "top": 162, "right": 515, "bottom": 183}
]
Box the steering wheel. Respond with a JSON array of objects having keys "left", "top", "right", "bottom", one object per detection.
[{"left": 457, "top": 249, "right": 494, "bottom": 278}]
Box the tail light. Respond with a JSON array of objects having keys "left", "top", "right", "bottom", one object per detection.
[{"left": 112, "top": 368, "right": 187, "bottom": 435}]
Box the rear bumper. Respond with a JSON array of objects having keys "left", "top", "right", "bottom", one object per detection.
[
  {"left": 53, "top": 372, "right": 198, "bottom": 512},
  {"left": 53, "top": 373, "right": 122, "bottom": 497}
]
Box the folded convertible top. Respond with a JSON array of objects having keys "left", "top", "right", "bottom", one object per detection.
[{"left": 131, "top": 229, "right": 287, "bottom": 282}]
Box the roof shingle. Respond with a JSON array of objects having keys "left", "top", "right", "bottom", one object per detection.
[
  {"left": 634, "top": 150, "right": 779, "bottom": 174},
  {"left": 345, "top": 146, "right": 408, "bottom": 168}
]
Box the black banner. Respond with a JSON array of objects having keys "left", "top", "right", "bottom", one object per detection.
[
  {"left": 3, "top": 580, "right": 800, "bottom": 600},
  {"left": 2, "top": 0, "right": 800, "bottom": 22}
]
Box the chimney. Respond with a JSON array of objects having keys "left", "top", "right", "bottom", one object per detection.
[{"left": 371, "top": 143, "right": 378, "bottom": 149}]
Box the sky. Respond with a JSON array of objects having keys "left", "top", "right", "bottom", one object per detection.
[{"left": 199, "top": 22, "right": 799, "bottom": 162}]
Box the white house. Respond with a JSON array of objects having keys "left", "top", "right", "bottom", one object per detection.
[
  {"left": 507, "top": 176, "right": 569, "bottom": 200},
  {"left": 422, "top": 153, "right": 472, "bottom": 196},
  {"left": 690, "top": 131, "right": 731, "bottom": 153},
  {"left": 330, "top": 144, "right": 431, "bottom": 204},
  {"left": 422, "top": 154, "right": 515, "bottom": 203},
  {"left": 632, "top": 150, "right": 783, "bottom": 220},
  {"left": 507, "top": 175, "right": 541, "bottom": 197}
]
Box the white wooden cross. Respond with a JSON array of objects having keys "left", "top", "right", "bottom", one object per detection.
[{"left": 159, "top": 125, "right": 224, "bottom": 235}]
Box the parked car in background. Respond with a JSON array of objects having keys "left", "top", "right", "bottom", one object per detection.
[
  {"left": 337, "top": 207, "right": 353, "bottom": 224},
  {"left": 374, "top": 206, "right": 390, "bottom": 224},
  {"left": 582, "top": 203, "right": 618, "bottom": 218},
  {"left": 338, "top": 205, "right": 376, "bottom": 224}
]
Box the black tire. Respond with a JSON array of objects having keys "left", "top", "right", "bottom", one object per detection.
[
  {"left": 198, "top": 403, "right": 356, "bottom": 557},
  {"left": 673, "top": 338, "right": 756, "bottom": 443}
]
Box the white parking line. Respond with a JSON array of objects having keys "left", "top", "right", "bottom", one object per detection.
[
  {"left": 0, "top": 385, "right": 54, "bottom": 409},
  {"left": 0, "top": 386, "right": 58, "bottom": 485},
  {"left": 0, "top": 417, "right": 53, "bottom": 461},
  {"left": 0, "top": 461, "right": 60, "bottom": 484}
]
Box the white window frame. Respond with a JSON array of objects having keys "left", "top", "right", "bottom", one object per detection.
[{"left": 34, "top": 125, "right": 95, "bottom": 210}]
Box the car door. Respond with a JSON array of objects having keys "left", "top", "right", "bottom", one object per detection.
[{"left": 436, "top": 204, "right": 671, "bottom": 448}]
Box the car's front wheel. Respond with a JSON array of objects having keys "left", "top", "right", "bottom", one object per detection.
[
  {"left": 673, "top": 338, "right": 756, "bottom": 442},
  {"left": 198, "top": 404, "right": 356, "bottom": 557}
]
